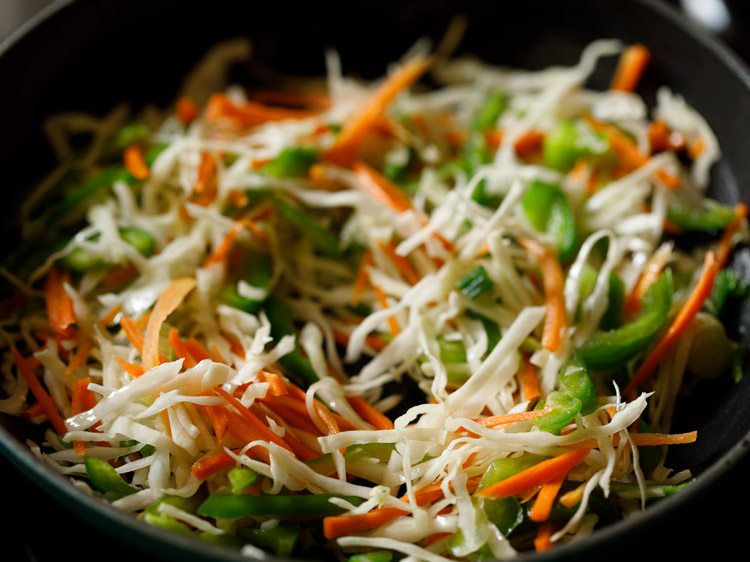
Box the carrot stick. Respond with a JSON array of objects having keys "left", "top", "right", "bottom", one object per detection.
[
  {"left": 252, "top": 89, "right": 331, "bottom": 109},
  {"left": 514, "top": 130, "right": 546, "bottom": 159},
  {"left": 222, "top": 331, "right": 246, "bottom": 359},
  {"left": 192, "top": 449, "right": 237, "bottom": 480},
  {"left": 377, "top": 240, "right": 421, "bottom": 285},
  {"left": 184, "top": 338, "right": 220, "bottom": 363},
  {"left": 123, "top": 145, "right": 150, "bottom": 180},
  {"left": 223, "top": 411, "right": 272, "bottom": 463},
  {"left": 325, "top": 57, "right": 431, "bottom": 166},
  {"left": 517, "top": 357, "right": 541, "bottom": 402},
  {"left": 71, "top": 377, "right": 95, "bottom": 455},
  {"left": 102, "top": 264, "right": 137, "bottom": 289},
  {"left": 13, "top": 349, "right": 67, "bottom": 435},
  {"left": 205, "top": 93, "right": 319, "bottom": 129},
  {"left": 99, "top": 304, "right": 122, "bottom": 328},
  {"left": 627, "top": 430, "right": 697, "bottom": 446},
  {"left": 475, "top": 407, "right": 553, "bottom": 429},
  {"left": 716, "top": 204, "right": 748, "bottom": 269},
  {"left": 142, "top": 278, "right": 196, "bottom": 369},
  {"left": 177, "top": 97, "right": 200, "bottom": 126},
  {"left": 477, "top": 448, "right": 591, "bottom": 498},
  {"left": 193, "top": 152, "right": 218, "bottom": 207},
  {"left": 559, "top": 483, "right": 586, "bottom": 509},
  {"left": 116, "top": 356, "right": 145, "bottom": 378},
  {"left": 333, "top": 329, "right": 389, "bottom": 352},
  {"left": 347, "top": 395, "right": 394, "bottom": 430},
  {"left": 202, "top": 403, "right": 230, "bottom": 442},
  {"left": 352, "top": 251, "right": 373, "bottom": 306},
  {"left": 66, "top": 336, "right": 93, "bottom": 375},
  {"left": 168, "top": 327, "right": 197, "bottom": 369},
  {"left": 611, "top": 44, "right": 651, "bottom": 92},
  {"left": 23, "top": 402, "right": 46, "bottom": 421},
  {"left": 624, "top": 244, "right": 671, "bottom": 316},
  {"left": 519, "top": 238, "right": 566, "bottom": 352},
  {"left": 119, "top": 316, "right": 145, "bottom": 353},
  {"left": 268, "top": 404, "right": 323, "bottom": 435},
  {"left": 46, "top": 268, "right": 76, "bottom": 338},
  {"left": 534, "top": 522, "right": 556, "bottom": 552},
  {"left": 624, "top": 252, "right": 718, "bottom": 398},
  {"left": 529, "top": 476, "right": 565, "bottom": 522},
  {"left": 372, "top": 282, "right": 401, "bottom": 336},
  {"left": 257, "top": 370, "right": 288, "bottom": 397},
  {"left": 353, "top": 161, "right": 414, "bottom": 214}
]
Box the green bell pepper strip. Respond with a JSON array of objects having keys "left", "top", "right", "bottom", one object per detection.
[
  {"left": 59, "top": 227, "right": 157, "bottom": 273},
  {"left": 348, "top": 551, "right": 393, "bottom": 562},
  {"left": 219, "top": 253, "right": 273, "bottom": 313},
  {"left": 439, "top": 337, "right": 467, "bottom": 364},
  {"left": 709, "top": 268, "right": 748, "bottom": 317},
  {"left": 228, "top": 467, "right": 261, "bottom": 494},
  {"left": 558, "top": 356, "right": 597, "bottom": 415},
  {"left": 666, "top": 200, "right": 736, "bottom": 231},
  {"left": 521, "top": 180, "right": 579, "bottom": 262},
  {"left": 467, "top": 311, "right": 501, "bottom": 355},
  {"left": 262, "top": 147, "right": 320, "bottom": 178},
  {"left": 198, "top": 493, "right": 364, "bottom": 519},
  {"left": 457, "top": 265, "right": 493, "bottom": 300},
  {"left": 472, "top": 91, "right": 507, "bottom": 132},
  {"left": 576, "top": 264, "right": 625, "bottom": 330},
  {"left": 464, "top": 90, "right": 507, "bottom": 207},
  {"left": 383, "top": 147, "right": 414, "bottom": 185},
  {"left": 534, "top": 391, "right": 582, "bottom": 434},
  {"left": 543, "top": 120, "right": 609, "bottom": 171},
  {"left": 109, "top": 123, "right": 151, "bottom": 153},
  {"left": 263, "top": 295, "right": 319, "bottom": 387},
  {"left": 479, "top": 454, "right": 548, "bottom": 490},
  {"left": 84, "top": 456, "right": 138, "bottom": 501},
  {"left": 578, "top": 271, "right": 673, "bottom": 371},
  {"left": 239, "top": 523, "right": 300, "bottom": 558},
  {"left": 270, "top": 195, "right": 342, "bottom": 258},
  {"left": 306, "top": 443, "right": 395, "bottom": 476}
]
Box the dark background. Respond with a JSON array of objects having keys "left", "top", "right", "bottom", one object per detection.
[{"left": 1, "top": 0, "right": 749, "bottom": 560}]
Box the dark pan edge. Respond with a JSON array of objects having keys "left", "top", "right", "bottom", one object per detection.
[{"left": 0, "top": 0, "right": 749, "bottom": 561}]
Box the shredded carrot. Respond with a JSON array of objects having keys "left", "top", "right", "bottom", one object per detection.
[
  {"left": 184, "top": 338, "right": 220, "bottom": 363},
  {"left": 333, "top": 329, "right": 389, "bottom": 352},
  {"left": 252, "top": 89, "right": 331, "bottom": 109},
  {"left": 71, "top": 377, "right": 95, "bottom": 455},
  {"left": 205, "top": 93, "right": 320, "bottom": 129},
  {"left": 66, "top": 336, "right": 93, "bottom": 375},
  {"left": 716, "top": 204, "right": 748, "bottom": 269},
  {"left": 263, "top": 393, "right": 353, "bottom": 432},
  {"left": 193, "top": 152, "right": 218, "bottom": 206},
  {"left": 102, "top": 264, "right": 137, "bottom": 289},
  {"left": 372, "top": 282, "right": 401, "bottom": 336},
  {"left": 123, "top": 145, "right": 150, "bottom": 180},
  {"left": 99, "top": 304, "right": 122, "bottom": 328},
  {"left": 223, "top": 411, "right": 272, "bottom": 463},
  {"left": 308, "top": 162, "right": 344, "bottom": 190},
  {"left": 625, "top": 251, "right": 718, "bottom": 398},
  {"left": 377, "top": 240, "right": 421, "bottom": 285},
  {"left": 624, "top": 245, "right": 671, "bottom": 316},
  {"left": 116, "top": 356, "right": 145, "bottom": 378},
  {"left": 168, "top": 328, "right": 197, "bottom": 368},
  {"left": 142, "top": 278, "right": 196, "bottom": 369},
  {"left": 352, "top": 251, "right": 373, "bottom": 306},
  {"left": 192, "top": 449, "right": 237, "bottom": 480},
  {"left": 13, "top": 348, "right": 67, "bottom": 435},
  {"left": 478, "top": 448, "right": 591, "bottom": 498},
  {"left": 517, "top": 357, "right": 541, "bottom": 402},
  {"left": 177, "top": 96, "right": 200, "bottom": 126},
  {"left": 475, "top": 407, "right": 553, "bottom": 429},
  {"left": 222, "top": 331, "right": 246, "bottom": 360},
  {"left": 45, "top": 267, "right": 76, "bottom": 338},
  {"left": 529, "top": 476, "right": 565, "bottom": 523},
  {"left": 689, "top": 137, "right": 706, "bottom": 159},
  {"left": 269, "top": 404, "right": 323, "bottom": 435},
  {"left": 559, "top": 483, "right": 586, "bottom": 509},
  {"left": 520, "top": 238, "right": 566, "bottom": 352},
  {"left": 22, "top": 402, "right": 46, "bottom": 421},
  {"left": 119, "top": 316, "right": 145, "bottom": 353},
  {"left": 648, "top": 120, "right": 684, "bottom": 153},
  {"left": 628, "top": 430, "right": 697, "bottom": 447},
  {"left": 203, "top": 403, "right": 230, "bottom": 442},
  {"left": 534, "top": 522, "right": 556, "bottom": 552},
  {"left": 325, "top": 57, "right": 431, "bottom": 166},
  {"left": 514, "top": 130, "right": 546, "bottom": 159},
  {"left": 611, "top": 44, "right": 651, "bottom": 92},
  {"left": 353, "top": 161, "right": 414, "bottom": 214},
  {"left": 347, "top": 395, "right": 394, "bottom": 430},
  {"left": 257, "top": 370, "right": 288, "bottom": 397}
]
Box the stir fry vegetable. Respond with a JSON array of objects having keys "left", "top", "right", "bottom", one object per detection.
[{"left": 0, "top": 37, "right": 746, "bottom": 562}]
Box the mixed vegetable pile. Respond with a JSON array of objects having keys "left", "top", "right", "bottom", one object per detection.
[{"left": 0, "top": 37, "right": 747, "bottom": 561}]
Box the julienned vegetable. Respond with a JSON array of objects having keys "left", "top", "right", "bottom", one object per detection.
[{"left": 1, "top": 38, "right": 746, "bottom": 562}]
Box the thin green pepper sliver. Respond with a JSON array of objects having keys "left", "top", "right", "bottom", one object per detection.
[
  {"left": 457, "top": 265, "right": 493, "bottom": 299},
  {"left": 228, "top": 467, "right": 261, "bottom": 494},
  {"left": 240, "top": 523, "right": 300, "bottom": 557},
  {"left": 262, "top": 147, "right": 320, "bottom": 178},
  {"left": 219, "top": 253, "right": 273, "bottom": 313},
  {"left": 264, "top": 295, "right": 319, "bottom": 386},
  {"left": 578, "top": 271, "right": 673, "bottom": 371},
  {"left": 521, "top": 180, "right": 579, "bottom": 262},
  {"left": 59, "top": 226, "right": 157, "bottom": 273},
  {"left": 666, "top": 200, "right": 736, "bottom": 231},
  {"left": 198, "top": 494, "right": 363, "bottom": 519},
  {"left": 271, "top": 195, "right": 342, "bottom": 258},
  {"left": 348, "top": 551, "right": 393, "bottom": 562},
  {"left": 84, "top": 456, "right": 138, "bottom": 501},
  {"left": 472, "top": 90, "right": 507, "bottom": 132},
  {"left": 543, "top": 120, "right": 609, "bottom": 171}
]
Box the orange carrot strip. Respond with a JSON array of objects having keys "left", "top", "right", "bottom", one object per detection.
[
  {"left": 214, "top": 387, "right": 293, "bottom": 453},
  {"left": 269, "top": 404, "right": 323, "bottom": 436},
  {"left": 520, "top": 239, "right": 565, "bottom": 352},
  {"left": 716, "top": 204, "right": 748, "bottom": 269},
  {"left": 13, "top": 349, "right": 67, "bottom": 435},
  {"left": 332, "top": 329, "right": 389, "bottom": 352},
  {"left": 514, "top": 130, "right": 546, "bottom": 158},
  {"left": 624, "top": 245, "right": 671, "bottom": 316},
  {"left": 476, "top": 407, "right": 553, "bottom": 429},
  {"left": 477, "top": 448, "right": 591, "bottom": 498},
  {"left": 257, "top": 370, "right": 288, "bottom": 397},
  {"left": 559, "top": 483, "right": 586, "bottom": 509},
  {"left": 378, "top": 240, "right": 421, "bottom": 285},
  {"left": 624, "top": 252, "right": 718, "bottom": 398},
  {"left": 119, "top": 316, "right": 145, "bottom": 353},
  {"left": 252, "top": 89, "right": 331, "bottom": 109},
  {"left": 529, "top": 476, "right": 565, "bottom": 523},
  {"left": 205, "top": 93, "right": 319, "bottom": 129},
  {"left": 23, "top": 402, "right": 46, "bottom": 421},
  {"left": 534, "top": 522, "right": 556, "bottom": 552},
  {"left": 99, "top": 304, "right": 122, "bottom": 328},
  {"left": 517, "top": 357, "right": 541, "bottom": 403},
  {"left": 222, "top": 331, "right": 246, "bottom": 359},
  {"left": 628, "top": 430, "right": 697, "bottom": 447},
  {"left": 116, "top": 356, "right": 145, "bottom": 378},
  {"left": 202, "top": 404, "right": 230, "bottom": 442},
  {"left": 372, "top": 282, "right": 401, "bottom": 336},
  {"left": 193, "top": 152, "right": 218, "bottom": 206},
  {"left": 352, "top": 251, "right": 373, "bottom": 306},
  {"left": 192, "top": 449, "right": 237, "bottom": 480},
  {"left": 168, "top": 328, "right": 197, "bottom": 369},
  {"left": 223, "top": 411, "right": 272, "bottom": 463},
  {"left": 177, "top": 97, "right": 200, "bottom": 126},
  {"left": 184, "top": 338, "right": 220, "bottom": 363},
  {"left": 353, "top": 161, "right": 414, "bottom": 214},
  {"left": 102, "top": 264, "right": 137, "bottom": 289},
  {"left": 46, "top": 268, "right": 76, "bottom": 338},
  {"left": 252, "top": 404, "right": 320, "bottom": 460},
  {"left": 325, "top": 57, "right": 431, "bottom": 166},
  {"left": 142, "top": 278, "right": 196, "bottom": 369},
  {"left": 203, "top": 223, "right": 242, "bottom": 268},
  {"left": 123, "top": 145, "right": 150, "bottom": 180},
  {"left": 264, "top": 393, "right": 353, "bottom": 432},
  {"left": 66, "top": 336, "right": 93, "bottom": 375},
  {"left": 611, "top": 44, "right": 651, "bottom": 92},
  {"left": 347, "top": 395, "right": 394, "bottom": 430},
  {"left": 71, "top": 376, "right": 95, "bottom": 455}
]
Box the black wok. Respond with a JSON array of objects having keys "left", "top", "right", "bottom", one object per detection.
[{"left": 1, "top": 0, "right": 749, "bottom": 560}]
